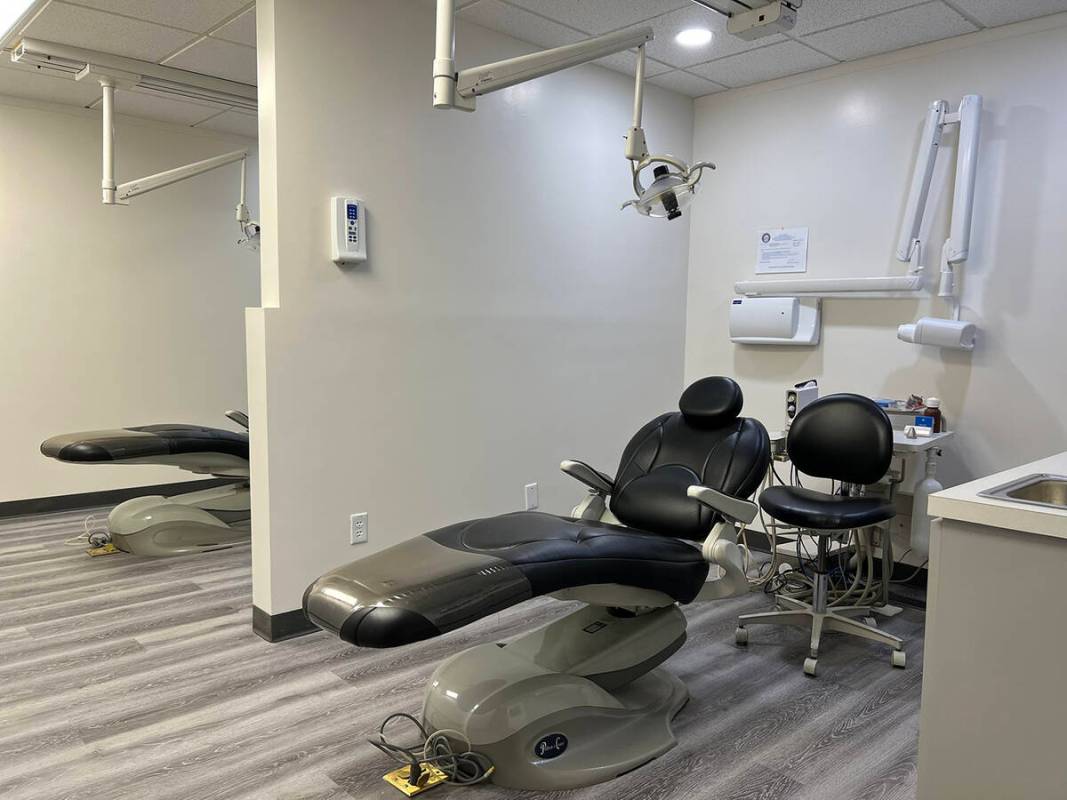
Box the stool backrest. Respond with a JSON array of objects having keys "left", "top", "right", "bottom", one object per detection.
[{"left": 787, "top": 394, "right": 893, "bottom": 486}]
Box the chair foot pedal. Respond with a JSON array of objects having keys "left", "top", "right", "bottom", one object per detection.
[{"left": 383, "top": 764, "right": 449, "bottom": 796}]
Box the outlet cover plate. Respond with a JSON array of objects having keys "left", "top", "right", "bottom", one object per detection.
[{"left": 350, "top": 512, "right": 368, "bottom": 545}]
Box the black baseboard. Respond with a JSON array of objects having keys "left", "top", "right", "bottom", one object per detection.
[
  {"left": 0, "top": 478, "right": 238, "bottom": 520},
  {"left": 252, "top": 605, "right": 319, "bottom": 643}
]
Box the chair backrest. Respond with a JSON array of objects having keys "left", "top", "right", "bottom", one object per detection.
[
  {"left": 609, "top": 376, "right": 770, "bottom": 541},
  {"left": 787, "top": 394, "right": 893, "bottom": 485}
]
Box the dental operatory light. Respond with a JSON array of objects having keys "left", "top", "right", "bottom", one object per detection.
[
  {"left": 432, "top": 0, "right": 714, "bottom": 222},
  {"left": 7, "top": 38, "right": 259, "bottom": 247},
  {"left": 675, "top": 28, "right": 713, "bottom": 47}
]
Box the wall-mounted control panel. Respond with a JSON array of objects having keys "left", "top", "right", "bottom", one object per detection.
[{"left": 331, "top": 196, "right": 366, "bottom": 264}]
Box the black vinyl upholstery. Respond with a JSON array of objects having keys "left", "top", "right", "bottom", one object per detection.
[
  {"left": 759, "top": 486, "right": 895, "bottom": 530},
  {"left": 610, "top": 378, "right": 769, "bottom": 541},
  {"left": 760, "top": 394, "right": 895, "bottom": 532},
  {"left": 304, "top": 377, "right": 773, "bottom": 648},
  {"left": 41, "top": 425, "right": 249, "bottom": 463},
  {"left": 427, "top": 512, "right": 712, "bottom": 604},
  {"left": 785, "top": 394, "right": 893, "bottom": 485}
]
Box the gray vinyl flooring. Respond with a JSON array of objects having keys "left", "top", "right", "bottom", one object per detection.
[{"left": 0, "top": 507, "right": 925, "bottom": 800}]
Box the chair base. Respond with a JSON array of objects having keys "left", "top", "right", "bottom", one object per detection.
[
  {"left": 107, "top": 483, "right": 251, "bottom": 556},
  {"left": 736, "top": 594, "right": 905, "bottom": 676},
  {"left": 422, "top": 604, "right": 689, "bottom": 790}
]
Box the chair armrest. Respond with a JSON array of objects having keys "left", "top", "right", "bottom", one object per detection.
[
  {"left": 225, "top": 410, "right": 249, "bottom": 429},
  {"left": 560, "top": 460, "right": 615, "bottom": 494},
  {"left": 687, "top": 485, "right": 758, "bottom": 525}
]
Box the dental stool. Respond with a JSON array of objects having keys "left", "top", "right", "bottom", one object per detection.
[
  {"left": 304, "top": 376, "right": 770, "bottom": 790},
  {"left": 735, "top": 394, "right": 906, "bottom": 676}
]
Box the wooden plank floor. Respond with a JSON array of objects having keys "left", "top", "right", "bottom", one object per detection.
[{"left": 0, "top": 507, "right": 924, "bottom": 800}]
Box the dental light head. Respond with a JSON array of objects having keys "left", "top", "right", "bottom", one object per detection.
[
  {"left": 619, "top": 43, "right": 714, "bottom": 220},
  {"left": 623, "top": 156, "right": 714, "bottom": 220}
]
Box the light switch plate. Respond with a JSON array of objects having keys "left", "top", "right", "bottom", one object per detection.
[{"left": 524, "top": 483, "right": 539, "bottom": 510}]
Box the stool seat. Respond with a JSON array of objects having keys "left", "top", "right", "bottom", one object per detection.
[{"left": 759, "top": 485, "right": 896, "bottom": 530}]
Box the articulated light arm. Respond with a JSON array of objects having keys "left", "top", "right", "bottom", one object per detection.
[
  {"left": 434, "top": 0, "right": 652, "bottom": 111},
  {"left": 433, "top": 0, "right": 713, "bottom": 219}
]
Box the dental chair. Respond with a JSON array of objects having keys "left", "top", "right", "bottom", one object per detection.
[
  {"left": 40, "top": 411, "right": 250, "bottom": 556},
  {"left": 303, "top": 377, "right": 770, "bottom": 790}
]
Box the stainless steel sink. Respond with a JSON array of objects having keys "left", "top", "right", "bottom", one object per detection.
[{"left": 979, "top": 473, "right": 1067, "bottom": 510}]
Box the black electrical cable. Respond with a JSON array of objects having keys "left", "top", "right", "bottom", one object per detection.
[
  {"left": 889, "top": 560, "right": 929, "bottom": 584},
  {"left": 368, "top": 713, "right": 494, "bottom": 787}
]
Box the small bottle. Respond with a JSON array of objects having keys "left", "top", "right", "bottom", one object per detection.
[{"left": 923, "top": 397, "right": 944, "bottom": 433}]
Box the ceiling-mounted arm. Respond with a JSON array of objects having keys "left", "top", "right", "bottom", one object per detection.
[
  {"left": 434, "top": 0, "right": 652, "bottom": 112},
  {"left": 95, "top": 74, "right": 248, "bottom": 204},
  {"left": 92, "top": 67, "right": 253, "bottom": 240},
  {"left": 433, "top": 0, "right": 713, "bottom": 221}
]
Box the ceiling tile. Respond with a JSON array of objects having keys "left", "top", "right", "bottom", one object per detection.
[
  {"left": 459, "top": 0, "right": 584, "bottom": 49},
  {"left": 212, "top": 7, "right": 256, "bottom": 46},
  {"left": 690, "top": 40, "right": 836, "bottom": 86},
  {"left": 503, "top": 0, "right": 689, "bottom": 35},
  {"left": 791, "top": 0, "right": 929, "bottom": 36},
  {"left": 23, "top": 2, "right": 197, "bottom": 62},
  {"left": 942, "top": 0, "right": 1067, "bottom": 27},
  {"left": 647, "top": 69, "right": 725, "bottom": 97},
  {"left": 65, "top": 0, "right": 252, "bottom": 34},
  {"left": 640, "top": 4, "right": 789, "bottom": 68},
  {"left": 594, "top": 50, "right": 671, "bottom": 78},
  {"left": 0, "top": 60, "right": 101, "bottom": 107},
  {"left": 110, "top": 89, "right": 221, "bottom": 125},
  {"left": 164, "top": 38, "right": 257, "bottom": 85},
  {"left": 802, "top": 2, "right": 978, "bottom": 61},
  {"left": 194, "top": 108, "right": 257, "bottom": 138}
]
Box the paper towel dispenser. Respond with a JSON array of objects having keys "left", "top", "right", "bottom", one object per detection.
[{"left": 729, "top": 297, "right": 821, "bottom": 346}]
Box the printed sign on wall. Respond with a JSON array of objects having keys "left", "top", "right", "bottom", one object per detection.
[{"left": 756, "top": 227, "right": 808, "bottom": 274}]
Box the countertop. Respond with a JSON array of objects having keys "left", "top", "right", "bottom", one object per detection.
[{"left": 929, "top": 451, "right": 1067, "bottom": 540}]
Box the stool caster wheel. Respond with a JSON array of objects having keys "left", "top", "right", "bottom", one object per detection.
[
  {"left": 735, "top": 627, "right": 748, "bottom": 646},
  {"left": 803, "top": 657, "right": 818, "bottom": 677},
  {"left": 864, "top": 616, "right": 878, "bottom": 628},
  {"left": 891, "top": 649, "right": 906, "bottom": 669}
]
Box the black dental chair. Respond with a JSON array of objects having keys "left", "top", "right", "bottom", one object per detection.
[
  {"left": 736, "top": 393, "right": 906, "bottom": 676},
  {"left": 303, "top": 376, "right": 771, "bottom": 790}
]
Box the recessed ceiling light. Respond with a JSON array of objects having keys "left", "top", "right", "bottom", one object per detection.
[{"left": 675, "top": 28, "right": 713, "bottom": 47}]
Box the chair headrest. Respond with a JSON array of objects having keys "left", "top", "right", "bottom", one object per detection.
[{"left": 679, "top": 376, "right": 743, "bottom": 428}]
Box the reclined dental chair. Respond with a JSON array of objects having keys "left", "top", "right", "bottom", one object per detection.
[
  {"left": 40, "top": 411, "right": 250, "bottom": 556},
  {"left": 304, "top": 377, "right": 770, "bottom": 790}
]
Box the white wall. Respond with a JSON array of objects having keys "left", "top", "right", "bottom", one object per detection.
[
  {"left": 251, "top": 0, "right": 695, "bottom": 613},
  {"left": 0, "top": 97, "right": 260, "bottom": 503},
  {"left": 685, "top": 14, "right": 1067, "bottom": 488}
]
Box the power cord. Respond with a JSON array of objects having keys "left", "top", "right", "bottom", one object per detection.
[
  {"left": 369, "top": 713, "right": 494, "bottom": 788},
  {"left": 65, "top": 514, "right": 111, "bottom": 548}
]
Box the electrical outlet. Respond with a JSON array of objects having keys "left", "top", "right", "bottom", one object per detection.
[
  {"left": 350, "top": 512, "right": 368, "bottom": 545},
  {"left": 524, "top": 482, "right": 539, "bottom": 510}
]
